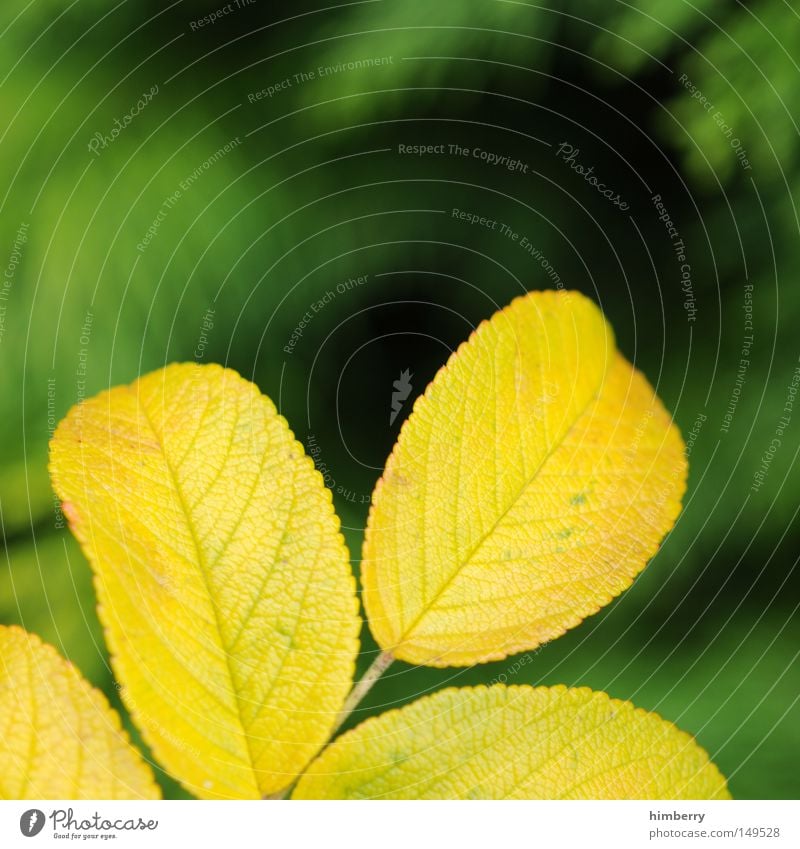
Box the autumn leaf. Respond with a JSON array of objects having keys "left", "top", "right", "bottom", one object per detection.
[
  {"left": 363, "top": 290, "right": 687, "bottom": 666},
  {"left": 49, "top": 363, "right": 360, "bottom": 799},
  {"left": 0, "top": 625, "right": 159, "bottom": 800},
  {"left": 294, "top": 685, "right": 730, "bottom": 800}
]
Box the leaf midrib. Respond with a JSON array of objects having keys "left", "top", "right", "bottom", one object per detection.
[
  {"left": 132, "top": 386, "right": 261, "bottom": 797},
  {"left": 397, "top": 351, "right": 612, "bottom": 644}
]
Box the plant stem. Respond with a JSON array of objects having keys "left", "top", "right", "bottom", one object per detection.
[
  {"left": 263, "top": 650, "right": 394, "bottom": 800},
  {"left": 263, "top": 786, "right": 290, "bottom": 800},
  {"left": 331, "top": 649, "right": 394, "bottom": 737}
]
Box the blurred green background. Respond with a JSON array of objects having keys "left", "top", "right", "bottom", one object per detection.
[{"left": 1, "top": 0, "right": 798, "bottom": 800}]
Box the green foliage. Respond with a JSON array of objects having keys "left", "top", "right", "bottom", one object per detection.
[{"left": 1, "top": 0, "right": 797, "bottom": 799}]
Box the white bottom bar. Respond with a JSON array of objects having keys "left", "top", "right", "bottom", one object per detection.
[{"left": 2, "top": 800, "right": 796, "bottom": 848}]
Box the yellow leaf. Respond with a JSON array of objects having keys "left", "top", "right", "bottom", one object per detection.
[
  {"left": 293, "top": 685, "right": 730, "bottom": 799},
  {"left": 363, "top": 290, "right": 687, "bottom": 665},
  {"left": 49, "top": 363, "right": 360, "bottom": 799},
  {"left": 0, "top": 626, "right": 159, "bottom": 799}
]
